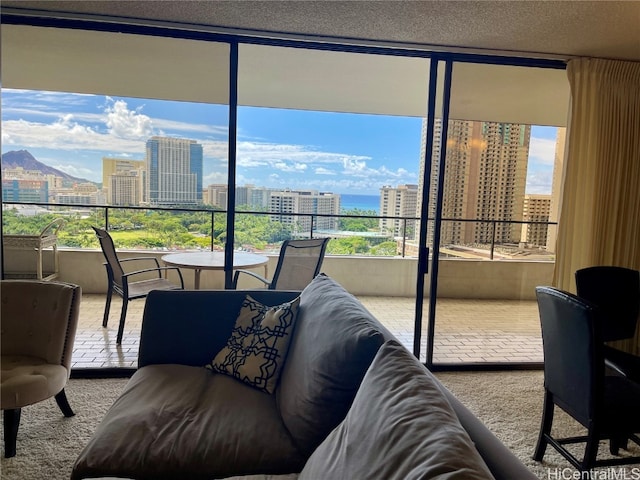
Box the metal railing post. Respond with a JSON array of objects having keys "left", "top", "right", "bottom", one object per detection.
[
  {"left": 402, "top": 218, "right": 407, "bottom": 257},
  {"left": 105, "top": 207, "right": 109, "bottom": 231},
  {"left": 211, "top": 210, "right": 216, "bottom": 252},
  {"left": 490, "top": 220, "right": 496, "bottom": 260}
]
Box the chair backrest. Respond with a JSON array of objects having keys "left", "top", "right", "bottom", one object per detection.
[
  {"left": 535, "top": 286, "right": 604, "bottom": 425},
  {"left": 270, "top": 238, "right": 330, "bottom": 290},
  {"left": 1, "top": 280, "right": 81, "bottom": 370},
  {"left": 92, "top": 226, "right": 125, "bottom": 284},
  {"left": 575, "top": 266, "right": 640, "bottom": 342}
]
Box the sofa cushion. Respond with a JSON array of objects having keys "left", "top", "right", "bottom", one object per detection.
[
  {"left": 299, "top": 340, "right": 495, "bottom": 480},
  {"left": 71, "top": 365, "right": 305, "bottom": 480},
  {"left": 207, "top": 295, "right": 300, "bottom": 394},
  {"left": 276, "top": 274, "right": 385, "bottom": 456}
]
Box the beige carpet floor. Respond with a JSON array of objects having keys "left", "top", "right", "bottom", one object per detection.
[{"left": 1, "top": 372, "right": 638, "bottom": 480}]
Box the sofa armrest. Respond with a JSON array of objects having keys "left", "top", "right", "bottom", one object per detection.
[
  {"left": 138, "top": 289, "right": 301, "bottom": 368},
  {"left": 440, "top": 385, "right": 538, "bottom": 480}
]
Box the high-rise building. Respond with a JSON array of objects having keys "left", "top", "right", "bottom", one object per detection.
[
  {"left": 2, "top": 179, "right": 48, "bottom": 202},
  {"left": 146, "top": 136, "right": 203, "bottom": 206},
  {"left": 379, "top": 184, "right": 418, "bottom": 237},
  {"left": 2, "top": 166, "right": 63, "bottom": 202},
  {"left": 110, "top": 172, "right": 143, "bottom": 206},
  {"left": 51, "top": 182, "right": 104, "bottom": 205},
  {"left": 236, "top": 185, "right": 275, "bottom": 209},
  {"left": 52, "top": 192, "right": 99, "bottom": 205},
  {"left": 545, "top": 128, "right": 566, "bottom": 253},
  {"left": 269, "top": 190, "right": 340, "bottom": 233},
  {"left": 207, "top": 184, "right": 228, "bottom": 208},
  {"left": 102, "top": 157, "right": 146, "bottom": 205},
  {"left": 522, "top": 194, "right": 552, "bottom": 247},
  {"left": 417, "top": 118, "right": 530, "bottom": 247}
]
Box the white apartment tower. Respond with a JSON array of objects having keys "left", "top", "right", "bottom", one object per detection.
[
  {"left": 207, "top": 184, "right": 228, "bottom": 209},
  {"left": 269, "top": 190, "right": 340, "bottom": 234},
  {"left": 110, "top": 173, "right": 143, "bottom": 206},
  {"left": 102, "top": 157, "right": 146, "bottom": 205},
  {"left": 379, "top": 184, "right": 418, "bottom": 237},
  {"left": 236, "top": 185, "right": 274, "bottom": 208}
]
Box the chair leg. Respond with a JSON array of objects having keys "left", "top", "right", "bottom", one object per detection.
[
  {"left": 609, "top": 435, "right": 629, "bottom": 455},
  {"left": 102, "top": 283, "right": 114, "bottom": 328},
  {"left": 533, "top": 390, "right": 554, "bottom": 461},
  {"left": 54, "top": 389, "right": 75, "bottom": 417},
  {"left": 3, "top": 408, "right": 21, "bottom": 458},
  {"left": 116, "top": 299, "right": 128, "bottom": 344},
  {"left": 582, "top": 424, "right": 599, "bottom": 472}
]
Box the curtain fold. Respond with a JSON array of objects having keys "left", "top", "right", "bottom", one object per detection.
[{"left": 554, "top": 58, "right": 640, "bottom": 354}]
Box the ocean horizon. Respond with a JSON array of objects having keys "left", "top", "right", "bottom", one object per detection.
[{"left": 340, "top": 194, "right": 379, "bottom": 213}]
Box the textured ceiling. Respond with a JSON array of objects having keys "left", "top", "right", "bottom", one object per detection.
[{"left": 2, "top": 0, "right": 640, "bottom": 61}]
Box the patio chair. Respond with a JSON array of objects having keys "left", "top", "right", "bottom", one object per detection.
[
  {"left": 92, "top": 227, "right": 184, "bottom": 344},
  {"left": 575, "top": 266, "right": 640, "bottom": 381},
  {"left": 1, "top": 280, "right": 81, "bottom": 457},
  {"left": 533, "top": 286, "right": 640, "bottom": 471},
  {"left": 232, "top": 238, "right": 330, "bottom": 290}
]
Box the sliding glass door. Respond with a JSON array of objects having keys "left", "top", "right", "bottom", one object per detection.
[{"left": 424, "top": 61, "right": 569, "bottom": 366}]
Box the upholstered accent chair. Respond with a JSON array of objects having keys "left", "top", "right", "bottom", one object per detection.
[{"left": 0, "top": 280, "right": 81, "bottom": 458}]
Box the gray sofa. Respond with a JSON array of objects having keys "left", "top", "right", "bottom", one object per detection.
[{"left": 72, "top": 274, "right": 537, "bottom": 480}]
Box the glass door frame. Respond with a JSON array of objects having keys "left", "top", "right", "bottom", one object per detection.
[{"left": 415, "top": 55, "right": 567, "bottom": 368}]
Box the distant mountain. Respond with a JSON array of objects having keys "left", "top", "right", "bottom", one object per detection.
[{"left": 1, "top": 150, "right": 93, "bottom": 184}]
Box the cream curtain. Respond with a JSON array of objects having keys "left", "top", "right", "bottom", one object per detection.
[{"left": 554, "top": 58, "right": 640, "bottom": 354}]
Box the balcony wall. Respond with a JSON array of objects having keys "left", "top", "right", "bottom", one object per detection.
[{"left": 28, "top": 249, "right": 554, "bottom": 299}]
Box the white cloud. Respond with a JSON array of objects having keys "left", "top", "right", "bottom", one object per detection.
[
  {"left": 526, "top": 171, "right": 553, "bottom": 195},
  {"left": 203, "top": 171, "right": 228, "bottom": 185},
  {"left": 52, "top": 163, "right": 96, "bottom": 179},
  {"left": 236, "top": 141, "right": 370, "bottom": 168},
  {"left": 315, "top": 167, "right": 336, "bottom": 175},
  {"left": 1, "top": 118, "right": 143, "bottom": 153},
  {"left": 525, "top": 135, "right": 559, "bottom": 194},
  {"left": 152, "top": 118, "right": 228, "bottom": 136},
  {"left": 3, "top": 89, "right": 95, "bottom": 109},
  {"left": 342, "top": 157, "right": 368, "bottom": 175},
  {"left": 104, "top": 98, "right": 153, "bottom": 138},
  {"left": 202, "top": 141, "right": 229, "bottom": 161},
  {"left": 274, "top": 161, "right": 307, "bottom": 173},
  {"left": 528, "top": 137, "right": 557, "bottom": 166}
]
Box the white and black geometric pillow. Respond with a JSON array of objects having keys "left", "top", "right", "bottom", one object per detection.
[{"left": 207, "top": 295, "right": 300, "bottom": 394}]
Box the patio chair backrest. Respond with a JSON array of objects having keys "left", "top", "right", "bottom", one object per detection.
[
  {"left": 92, "top": 227, "right": 125, "bottom": 285},
  {"left": 270, "top": 238, "right": 330, "bottom": 290}
]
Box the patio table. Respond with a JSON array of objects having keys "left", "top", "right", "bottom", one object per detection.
[{"left": 161, "top": 251, "right": 268, "bottom": 289}]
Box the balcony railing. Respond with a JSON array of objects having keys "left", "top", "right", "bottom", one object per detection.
[{"left": 1, "top": 201, "right": 556, "bottom": 262}]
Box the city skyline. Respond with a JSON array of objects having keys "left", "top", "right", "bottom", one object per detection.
[{"left": 1, "top": 89, "right": 559, "bottom": 196}]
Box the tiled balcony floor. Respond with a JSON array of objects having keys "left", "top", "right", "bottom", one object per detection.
[{"left": 73, "top": 293, "right": 543, "bottom": 369}]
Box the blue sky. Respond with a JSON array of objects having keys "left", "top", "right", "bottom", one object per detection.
[{"left": 1, "top": 89, "right": 559, "bottom": 195}]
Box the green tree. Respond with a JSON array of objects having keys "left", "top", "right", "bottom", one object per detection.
[{"left": 339, "top": 208, "right": 378, "bottom": 232}]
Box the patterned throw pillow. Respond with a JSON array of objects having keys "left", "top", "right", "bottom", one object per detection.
[{"left": 207, "top": 295, "right": 300, "bottom": 394}]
